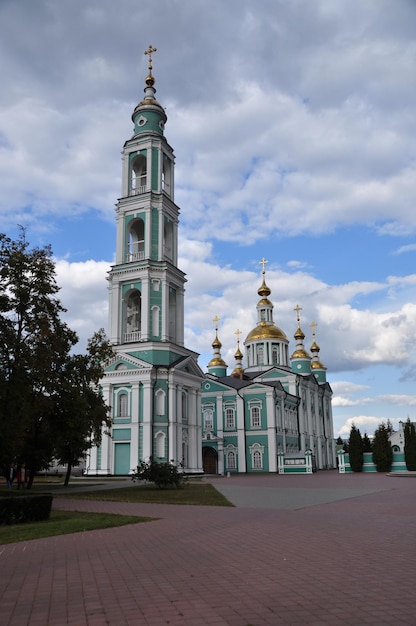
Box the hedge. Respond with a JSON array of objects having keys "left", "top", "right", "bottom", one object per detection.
[{"left": 0, "top": 493, "right": 53, "bottom": 525}]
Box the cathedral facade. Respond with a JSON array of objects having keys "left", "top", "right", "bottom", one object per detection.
[{"left": 86, "top": 51, "right": 335, "bottom": 476}]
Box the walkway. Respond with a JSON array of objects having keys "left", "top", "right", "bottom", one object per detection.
[{"left": 1, "top": 471, "right": 415, "bottom": 625}]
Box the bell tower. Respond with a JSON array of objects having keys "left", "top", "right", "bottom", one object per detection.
[
  {"left": 108, "top": 45, "right": 183, "bottom": 348},
  {"left": 88, "top": 47, "right": 204, "bottom": 476}
]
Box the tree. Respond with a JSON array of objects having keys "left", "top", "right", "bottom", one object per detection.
[
  {"left": 0, "top": 229, "right": 113, "bottom": 487},
  {"left": 372, "top": 422, "right": 393, "bottom": 472},
  {"left": 348, "top": 424, "right": 363, "bottom": 472},
  {"left": 0, "top": 230, "right": 78, "bottom": 484},
  {"left": 52, "top": 329, "right": 114, "bottom": 486},
  {"left": 362, "top": 433, "right": 372, "bottom": 453},
  {"left": 404, "top": 419, "right": 416, "bottom": 471}
]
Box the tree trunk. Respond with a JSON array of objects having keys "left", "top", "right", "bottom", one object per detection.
[{"left": 64, "top": 461, "right": 72, "bottom": 487}]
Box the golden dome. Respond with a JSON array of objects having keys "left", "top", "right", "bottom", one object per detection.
[
  {"left": 294, "top": 326, "right": 305, "bottom": 341},
  {"left": 212, "top": 335, "right": 222, "bottom": 349},
  {"left": 311, "top": 360, "right": 326, "bottom": 370},
  {"left": 207, "top": 356, "right": 227, "bottom": 368},
  {"left": 291, "top": 348, "right": 310, "bottom": 359},
  {"left": 245, "top": 322, "right": 288, "bottom": 342},
  {"left": 258, "top": 278, "right": 271, "bottom": 298}
]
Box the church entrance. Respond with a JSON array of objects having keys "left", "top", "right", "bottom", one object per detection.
[{"left": 203, "top": 446, "right": 218, "bottom": 474}]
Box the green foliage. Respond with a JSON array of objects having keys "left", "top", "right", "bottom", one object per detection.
[
  {"left": 404, "top": 419, "right": 416, "bottom": 471},
  {"left": 52, "top": 329, "right": 115, "bottom": 486},
  {"left": 0, "top": 493, "right": 53, "bottom": 525},
  {"left": 0, "top": 229, "right": 114, "bottom": 487},
  {"left": 348, "top": 424, "right": 363, "bottom": 472},
  {"left": 362, "top": 433, "right": 372, "bottom": 452},
  {"left": 132, "top": 458, "right": 187, "bottom": 489},
  {"left": 372, "top": 422, "right": 393, "bottom": 472}
]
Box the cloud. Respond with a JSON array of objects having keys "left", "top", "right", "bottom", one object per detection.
[{"left": 338, "top": 416, "right": 400, "bottom": 437}]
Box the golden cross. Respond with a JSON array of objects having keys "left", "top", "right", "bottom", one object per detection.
[
  {"left": 309, "top": 320, "right": 317, "bottom": 338},
  {"left": 235, "top": 328, "right": 242, "bottom": 343},
  {"left": 259, "top": 257, "right": 268, "bottom": 274},
  {"left": 294, "top": 304, "right": 302, "bottom": 324},
  {"left": 144, "top": 44, "right": 157, "bottom": 72},
  {"left": 213, "top": 315, "right": 221, "bottom": 331}
]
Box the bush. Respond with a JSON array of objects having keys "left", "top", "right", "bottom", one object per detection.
[
  {"left": 132, "top": 458, "right": 187, "bottom": 489},
  {"left": 0, "top": 493, "right": 53, "bottom": 525}
]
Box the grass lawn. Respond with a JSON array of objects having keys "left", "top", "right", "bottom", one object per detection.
[
  {"left": 0, "top": 510, "right": 155, "bottom": 545},
  {"left": 57, "top": 482, "right": 234, "bottom": 506}
]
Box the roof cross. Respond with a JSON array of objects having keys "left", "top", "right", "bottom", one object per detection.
[
  {"left": 144, "top": 44, "right": 157, "bottom": 73},
  {"left": 259, "top": 257, "right": 268, "bottom": 274}
]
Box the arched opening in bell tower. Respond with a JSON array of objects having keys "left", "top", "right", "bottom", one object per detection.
[
  {"left": 127, "top": 218, "right": 145, "bottom": 262},
  {"left": 131, "top": 154, "right": 147, "bottom": 195},
  {"left": 124, "top": 289, "right": 142, "bottom": 342}
]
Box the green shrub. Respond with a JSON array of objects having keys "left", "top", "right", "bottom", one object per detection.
[
  {"left": 0, "top": 493, "right": 53, "bottom": 525},
  {"left": 132, "top": 458, "right": 187, "bottom": 489}
]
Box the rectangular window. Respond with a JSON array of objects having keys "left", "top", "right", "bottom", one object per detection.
[
  {"left": 204, "top": 409, "right": 213, "bottom": 430},
  {"left": 225, "top": 408, "right": 235, "bottom": 429}
]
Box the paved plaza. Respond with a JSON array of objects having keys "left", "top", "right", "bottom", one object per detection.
[{"left": 1, "top": 471, "right": 415, "bottom": 625}]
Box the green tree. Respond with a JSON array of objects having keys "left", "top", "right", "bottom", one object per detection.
[
  {"left": 372, "top": 422, "right": 393, "bottom": 472},
  {"left": 0, "top": 230, "right": 113, "bottom": 488},
  {"left": 348, "top": 424, "right": 363, "bottom": 472},
  {"left": 362, "top": 432, "right": 372, "bottom": 453},
  {"left": 0, "top": 230, "right": 78, "bottom": 484},
  {"left": 52, "top": 329, "right": 114, "bottom": 486},
  {"left": 404, "top": 419, "right": 416, "bottom": 471}
]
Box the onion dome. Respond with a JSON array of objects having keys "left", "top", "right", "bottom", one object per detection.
[
  {"left": 291, "top": 305, "right": 311, "bottom": 360},
  {"left": 131, "top": 45, "right": 167, "bottom": 135},
  {"left": 231, "top": 330, "right": 245, "bottom": 378},
  {"left": 309, "top": 321, "right": 327, "bottom": 383},
  {"left": 207, "top": 316, "right": 227, "bottom": 376},
  {"left": 244, "top": 258, "right": 290, "bottom": 371},
  {"left": 245, "top": 268, "right": 287, "bottom": 342}
]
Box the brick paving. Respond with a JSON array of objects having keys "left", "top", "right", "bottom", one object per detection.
[{"left": 1, "top": 471, "right": 416, "bottom": 625}]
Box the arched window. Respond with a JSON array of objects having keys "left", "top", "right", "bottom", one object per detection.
[
  {"left": 204, "top": 408, "right": 213, "bottom": 431},
  {"left": 227, "top": 451, "right": 236, "bottom": 470},
  {"left": 163, "top": 218, "right": 173, "bottom": 261},
  {"left": 131, "top": 154, "right": 147, "bottom": 195},
  {"left": 182, "top": 390, "right": 188, "bottom": 419},
  {"left": 124, "top": 290, "right": 141, "bottom": 342},
  {"left": 249, "top": 444, "right": 264, "bottom": 470},
  {"left": 253, "top": 450, "right": 262, "bottom": 469},
  {"left": 257, "top": 344, "right": 264, "bottom": 365},
  {"left": 155, "top": 431, "right": 165, "bottom": 458},
  {"left": 272, "top": 345, "right": 279, "bottom": 365},
  {"left": 169, "top": 287, "right": 177, "bottom": 342},
  {"left": 156, "top": 389, "right": 165, "bottom": 416},
  {"left": 127, "top": 219, "right": 145, "bottom": 262},
  {"left": 152, "top": 306, "right": 160, "bottom": 338},
  {"left": 162, "top": 156, "right": 171, "bottom": 197},
  {"left": 117, "top": 392, "right": 128, "bottom": 418}
]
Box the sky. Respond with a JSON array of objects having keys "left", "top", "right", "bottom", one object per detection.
[{"left": 1, "top": 0, "right": 416, "bottom": 438}]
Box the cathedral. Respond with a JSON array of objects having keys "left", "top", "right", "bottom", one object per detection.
[{"left": 86, "top": 48, "right": 336, "bottom": 476}]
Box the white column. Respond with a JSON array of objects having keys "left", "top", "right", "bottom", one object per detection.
[
  {"left": 168, "top": 382, "right": 178, "bottom": 463},
  {"left": 266, "top": 392, "right": 277, "bottom": 472},
  {"left": 141, "top": 276, "right": 150, "bottom": 340},
  {"left": 130, "top": 383, "right": 140, "bottom": 468},
  {"left": 236, "top": 394, "right": 246, "bottom": 472},
  {"left": 142, "top": 380, "right": 153, "bottom": 460}
]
